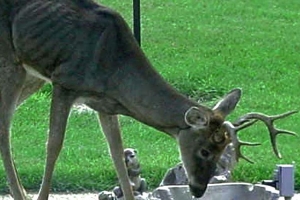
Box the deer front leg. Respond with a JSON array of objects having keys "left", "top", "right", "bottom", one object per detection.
[
  {"left": 0, "top": 64, "right": 28, "bottom": 200},
  {"left": 98, "top": 113, "right": 135, "bottom": 200},
  {"left": 37, "top": 85, "right": 76, "bottom": 200}
]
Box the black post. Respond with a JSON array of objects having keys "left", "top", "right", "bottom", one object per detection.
[{"left": 133, "top": 0, "right": 141, "bottom": 46}]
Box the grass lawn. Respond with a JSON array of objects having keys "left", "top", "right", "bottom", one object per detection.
[{"left": 0, "top": 0, "right": 299, "bottom": 194}]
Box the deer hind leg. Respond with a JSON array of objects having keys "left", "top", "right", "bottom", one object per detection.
[
  {"left": 0, "top": 62, "right": 29, "bottom": 200},
  {"left": 98, "top": 113, "right": 135, "bottom": 200},
  {"left": 37, "top": 84, "right": 76, "bottom": 200}
]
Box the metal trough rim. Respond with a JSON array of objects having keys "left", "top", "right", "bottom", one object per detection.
[{"left": 153, "top": 182, "right": 280, "bottom": 200}]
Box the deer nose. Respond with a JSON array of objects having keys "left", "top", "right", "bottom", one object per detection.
[{"left": 188, "top": 183, "right": 207, "bottom": 198}]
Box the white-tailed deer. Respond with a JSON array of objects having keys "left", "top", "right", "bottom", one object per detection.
[{"left": 0, "top": 0, "right": 297, "bottom": 200}]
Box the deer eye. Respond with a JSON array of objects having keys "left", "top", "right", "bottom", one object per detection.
[
  {"left": 196, "top": 148, "right": 214, "bottom": 160},
  {"left": 200, "top": 149, "right": 210, "bottom": 158}
]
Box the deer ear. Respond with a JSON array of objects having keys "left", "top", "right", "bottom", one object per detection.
[
  {"left": 213, "top": 88, "right": 242, "bottom": 117},
  {"left": 184, "top": 107, "right": 209, "bottom": 128}
]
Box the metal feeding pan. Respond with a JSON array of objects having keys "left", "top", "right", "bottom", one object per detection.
[{"left": 152, "top": 183, "right": 280, "bottom": 200}]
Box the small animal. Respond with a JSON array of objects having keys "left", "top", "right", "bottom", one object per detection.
[{"left": 113, "top": 148, "right": 147, "bottom": 198}]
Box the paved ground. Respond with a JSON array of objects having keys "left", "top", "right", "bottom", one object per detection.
[
  {"left": 0, "top": 193, "right": 300, "bottom": 200},
  {"left": 281, "top": 195, "right": 300, "bottom": 200},
  {"left": 0, "top": 193, "right": 99, "bottom": 200}
]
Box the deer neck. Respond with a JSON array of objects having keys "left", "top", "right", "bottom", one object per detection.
[
  {"left": 103, "top": 53, "right": 206, "bottom": 136},
  {"left": 83, "top": 13, "right": 209, "bottom": 136}
]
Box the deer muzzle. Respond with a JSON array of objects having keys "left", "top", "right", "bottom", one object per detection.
[{"left": 188, "top": 183, "right": 207, "bottom": 198}]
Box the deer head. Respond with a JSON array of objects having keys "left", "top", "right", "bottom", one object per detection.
[
  {"left": 176, "top": 88, "right": 297, "bottom": 198},
  {"left": 177, "top": 89, "right": 241, "bottom": 197}
]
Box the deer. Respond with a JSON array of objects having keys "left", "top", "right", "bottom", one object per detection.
[{"left": 0, "top": 0, "right": 297, "bottom": 200}]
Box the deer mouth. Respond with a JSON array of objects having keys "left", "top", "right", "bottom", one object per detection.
[{"left": 188, "top": 183, "right": 207, "bottom": 198}]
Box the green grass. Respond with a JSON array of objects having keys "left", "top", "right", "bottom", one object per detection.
[{"left": 1, "top": 0, "right": 300, "bottom": 194}]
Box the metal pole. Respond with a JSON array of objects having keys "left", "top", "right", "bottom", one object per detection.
[{"left": 133, "top": 0, "right": 141, "bottom": 46}]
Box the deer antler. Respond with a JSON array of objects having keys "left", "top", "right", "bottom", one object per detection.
[
  {"left": 223, "top": 120, "right": 261, "bottom": 163},
  {"left": 223, "top": 110, "right": 298, "bottom": 163},
  {"left": 236, "top": 111, "right": 298, "bottom": 158}
]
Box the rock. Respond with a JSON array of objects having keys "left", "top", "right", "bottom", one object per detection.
[
  {"left": 159, "top": 163, "right": 187, "bottom": 186},
  {"left": 160, "top": 143, "right": 237, "bottom": 186},
  {"left": 98, "top": 191, "right": 117, "bottom": 200}
]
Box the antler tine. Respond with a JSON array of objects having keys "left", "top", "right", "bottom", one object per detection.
[
  {"left": 235, "top": 141, "right": 261, "bottom": 164},
  {"left": 270, "top": 110, "right": 298, "bottom": 120},
  {"left": 223, "top": 121, "right": 261, "bottom": 163},
  {"left": 234, "top": 119, "right": 258, "bottom": 131},
  {"left": 236, "top": 110, "right": 298, "bottom": 158}
]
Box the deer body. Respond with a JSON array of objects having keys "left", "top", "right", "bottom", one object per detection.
[
  {"left": 2, "top": 1, "right": 294, "bottom": 200},
  {"left": 12, "top": 0, "right": 199, "bottom": 130}
]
